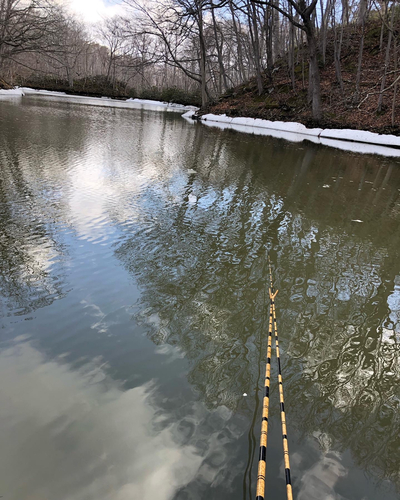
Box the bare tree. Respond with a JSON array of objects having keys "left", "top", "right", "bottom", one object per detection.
[
  {"left": 124, "top": 0, "right": 211, "bottom": 105},
  {"left": 43, "top": 12, "right": 88, "bottom": 87},
  {"left": 97, "top": 16, "right": 127, "bottom": 87},
  {"left": 248, "top": 0, "right": 322, "bottom": 120},
  {"left": 210, "top": 1, "right": 229, "bottom": 93},
  {"left": 0, "top": 0, "right": 58, "bottom": 73}
]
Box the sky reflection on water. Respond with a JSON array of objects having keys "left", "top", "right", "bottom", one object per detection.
[{"left": 0, "top": 340, "right": 202, "bottom": 500}]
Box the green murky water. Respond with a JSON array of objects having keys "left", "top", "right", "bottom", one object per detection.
[{"left": 0, "top": 95, "right": 399, "bottom": 500}]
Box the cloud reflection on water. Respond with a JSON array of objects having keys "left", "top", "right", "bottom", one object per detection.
[{"left": 0, "top": 340, "right": 202, "bottom": 500}]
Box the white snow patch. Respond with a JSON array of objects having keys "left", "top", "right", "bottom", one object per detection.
[
  {"left": 197, "top": 115, "right": 321, "bottom": 144},
  {"left": 19, "top": 88, "right": 198, "bottom": 113},
  {"left": 195, "top": 113, "right": 400, "bottom": 157},
  {"left": 202, "top": 113, "right": 323, "bottom": 137},
  {"left": 182, "top": 110, "right": 197, "bottom": 120},
  {"left": 0, "top": 88, "right": 25, "bottom": 97},
  {"left": 319, "top": 137, "right": 400, "bottom": 156},
  {"left": 22, "top": 87, "right": 67, "bottom": 97},
  {"left": 127, "top": 98, "right": 197, "bottom": 111},
  {"left": 351, "top": 219, "right": 363, "bottom": 223},
  {"left": 320, "top": 128, "right": 400, "bottom": 147}
]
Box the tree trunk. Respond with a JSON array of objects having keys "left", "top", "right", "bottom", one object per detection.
[
  {"left": 211, "top": 4, "right": 229, "bottom": 92},
  {"left": 333, "top": 5, "right": 344, "bottom": 92},
  {"left": 306, "top": 26, "right": 322, "bottom": 121},
  {"left": 247, "top": 0, "right": 263, "bottom": 95},
  {"left": 356, "top": 1, "right": 367, "bottom": 98},
  {"left": 358, "top": 0, "right": 367, "bottom": 25},
  {"left": 321, "top": 0, "right": 332, "bottom": 65},
  {"left": 66, "top": 67, "right": 74, "bottom": 88},
  {"left": 319, "top": 0, "right": 325, "bottom": 61},
  {"left": 392, "top": 38, "right": 397, "bottom": 126},
  {"left": 380, "top": 1, "right": 388, "bottom": 52},
  {"left": 199, "top": 45, "right": 208, "bottom": 106},
  {"left": 229, "top": 0, "right": 246, "bottom": 82},
  {"left": 355, "top": 32, "right": 364, "bottom": 98},
  {"left": 272, "top": 0, "right": 280, "bottom": 61},
  {"left": 197, "top": 8, "right": 209, "bottom": 107},
  {"left": 377, "top": 2, "right": 394, "bottom": 112},
  {"left": 289, "top": 20, "right": 295, "bottom": 90},
  {"left": 265, "top": 5, "right": 273, "bottom": 72}
]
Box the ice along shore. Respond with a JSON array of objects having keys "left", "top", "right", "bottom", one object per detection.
[{"left": 183, "top": 111, "right": 400, "bottom": 157}]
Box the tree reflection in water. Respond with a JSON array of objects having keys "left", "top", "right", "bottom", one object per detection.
[
  {"left": 0, "top": 138, "right": 69, "bottom": 316},
  {"left": 114, "top": 137, "right": 400, "bottom": 489}
]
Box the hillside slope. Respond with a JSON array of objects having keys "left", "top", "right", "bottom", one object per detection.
[{"left": 202, "top": 20, "right": 400, "bottom": 135}]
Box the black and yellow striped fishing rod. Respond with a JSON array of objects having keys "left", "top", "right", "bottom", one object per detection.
[
  {"left": 256, "top": 258, "right": 293, "bottom": 500},
  {"left": 255, "top": 284, "right": 274, "bottom": 500}
]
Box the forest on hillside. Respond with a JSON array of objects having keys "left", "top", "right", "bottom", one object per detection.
[{"left": 1, "top": 0, "right": 400, "bottom": 126}]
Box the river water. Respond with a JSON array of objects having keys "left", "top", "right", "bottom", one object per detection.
[{"left": 0, "top": 95, "right": 399, "bottom": 500}]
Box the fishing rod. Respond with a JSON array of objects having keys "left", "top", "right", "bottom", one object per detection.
[
  {"left": 255, "top": 288, "right": 273, "bottom": 500},
  {"left": 255, "top": 258, "right": 293, "bottom": 500}
]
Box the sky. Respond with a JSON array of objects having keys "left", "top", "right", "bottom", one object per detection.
[{"left": 65, "top": 0, "right": 125, "bottom": 24}]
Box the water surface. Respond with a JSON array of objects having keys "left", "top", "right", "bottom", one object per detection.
[{"left": 0, "top": 95, "right": 399, "bottom": 500}]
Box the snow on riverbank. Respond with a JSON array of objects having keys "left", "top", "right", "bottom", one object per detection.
[
  {"left": 182, "top": 112, "right": 400, "bottom": 157},
  {"left": 0, "top": 88, "right": 25, "bottom": 97},
  {"left": 127, "top": 98, "right": 197, "bottom": 110},
  {"left": 0, "top": 87, "right": 198, "bottom": 112}
]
